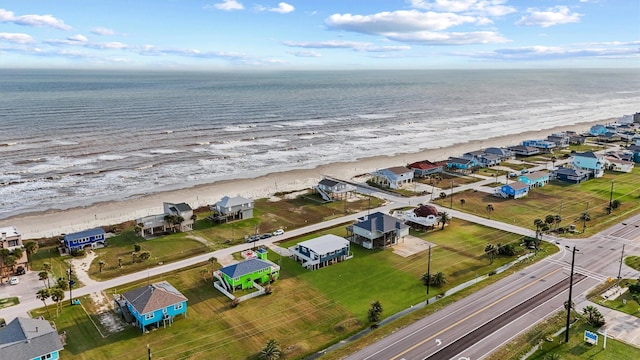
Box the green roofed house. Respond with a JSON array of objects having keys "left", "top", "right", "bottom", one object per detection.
[
  {"left": 0, "top": 317, "right": 64, "bottom": 360},
  {"left": 213, "top": 248, "right": 280, "bottom": 293}
]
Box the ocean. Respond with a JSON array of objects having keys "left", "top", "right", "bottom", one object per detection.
[{"left": 1, "top": 69, "right": 638, "bottom": 220}]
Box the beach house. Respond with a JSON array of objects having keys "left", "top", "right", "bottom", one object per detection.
[
  {"left": 446, "top": 157, "right": 476, "bottom": 171},
  {"left": 135, "top": 202, "right": 194, "bottom": 236},
  {"left": 604, "top": 156, "right": 634, "bottom": 173},
  {"left": 572, "top": 151, "right": 604, "bottom": 178},
  {"left": 461, "top": 151, "right": 500, "bottom": 167},
  {"left": 496, "top": 181, "right": 530, "bottom": 199},
  {"left": 521, "top": 139, "right": 556, "bottom": 153},
  {"left": 409, "top": 161, "right": 444, "bottom": 177},
  {"left": 589, "top": 124, "right": 607, "bottom": 136},
  {"left": 63, "top": 228, "right": 106, "bottom": 252},
  {"left": 212, "top": 196, "right": 254, "bottom": 222},
  {"left": 289, "top": 234, "right": 353, "bottom": 270},
  {"left": 517, "top": 171, "right": 550, "bottom": 188},
  {"left": 347, "top": 212, "right": 409, "bottom": 249},
  {"left": 1, "top": 226, "right": 28, "bottom": 274},
  {"left": 120, "top": 281, "right": 188, "bottom": 333},
  {"left": 552, "top": 166, "right": 590, "bottom": 184},
  {"left": 546, "top": 133, "right": 570, "bottom": 148},
  {"left": 484, "top": 147, "right": 515, "bottom": 160},
  {"left": 0, "top": 317, "right": 64, "bottom": 360},
  {"left": 316, "top": 178, "right": 356, "bottom": 201},
  {"left": 370, "top": 166, "right": 414, "bottom": 189},
  {"left": 507, "top": 145, "right": 540, "bottom": 156},
  {"left": 214, "top": 248, "right": 280, "bottom": 292}
]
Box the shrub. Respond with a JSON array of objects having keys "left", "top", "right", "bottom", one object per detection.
[
  {"left": 134, "top": 244, "right": 141, "bottom": 252},
  {"left": 70, "top": 249, "right": 85, "bottom": 257}
]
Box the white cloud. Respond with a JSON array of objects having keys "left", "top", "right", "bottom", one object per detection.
[
  {"left": 409, "top": 0, "right": 516, "bottom": 17},
  {"left": 91, "top": 27, "right": 116, "bottom": 36},
  {"left": 326, "top": 10, "right": 478, "bottom": 33},
  {"left": 515, "top": 6, "right": 582, "bottom": 28},
  {"left": 362, "top": 45, "right": 412, "bottom": 52},
  {"left": 67, "top": 34, "right": 87, "bottom": 42},
  {"left": 270, "top": 2, "right": 295, "bottom": 14},
  {"left": 0, "top": 32, "right": 34, "bottom": 44},
  {"left": 283, "top": 40, "right": 373, "bottom": 49},
  {"left": 459, "top": 45, "right": 640, "bottom": 61},
  {"left": 387, "top": 30, "right": 508, "bottom": 45},
  {"left": 0, "top": 8, "right": 71, "bottom": 30},
  {"left": 211, "top": 0, "right": 244, "bottom": 11},
  {"left": 288, "top": 50, "right": 321, "bottom": 57}
]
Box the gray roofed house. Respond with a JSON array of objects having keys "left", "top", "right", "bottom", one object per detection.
[
  {"left": 316, "top": 177, "right": 356, "bottom": 201},
  {"left": 484, "top": 147, "right": 515, "bottom": 160},
  {"left": 348, "top": 212, "right": 410, "bottom": 249},
  {"left": 220, "top": 258, "right": 273, "bottom": 279},
  {"left": 507, "top": 145, "right": 540, "bottom": 156},
  {"left": 122, "top": 281, "right": 188, "bottom": 315},
  {"left": 213, "top": 248, "right": 280, "bottom": 293},
  {"left": 212, "top": 195, "right": 254, "bottom": 221},
  {"left": 0, "top": 317, "right": 63, "bottom": 360}
]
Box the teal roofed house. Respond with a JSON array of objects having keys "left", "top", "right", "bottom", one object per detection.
[
  {"left": 572, "top": 151, "right": 604, "bottom": 178},
  {"left": 120, "top": 281, "right": 188, "bottom": 333},
  {"left": 0, "top": 317, "right": 64, "bottom": 360},
  {"left": 214, "top": 248, "right": 280, "bottom": 292},
  {"left": 496, "top": 181, "right": 529, "bottom": 199},
  {"left": 517, "top": 171, "right": 549, "bottom": 187}
]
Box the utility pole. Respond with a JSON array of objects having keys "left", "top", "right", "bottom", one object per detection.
[
  {"left": 617, "top": 244, "right": 626, "bottom": 284},
  {"left": 147, "top": 344, "right": 152, "bottom": 360},
  {"left": 450, "top": 179, "right": 453, "bottom": 209},
  {"left": 608, "top": 181, "right": 614, "bottom": 214},
  {"left": 565, "top": 246, "right": 578, "bottom": 343},
  {"left": 426, "top": 245, "right": 432, "bottom": 298},
  {"left": 68, "top": 262, "right": 73, "bottom": 305}
]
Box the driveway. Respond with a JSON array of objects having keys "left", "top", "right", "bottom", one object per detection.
[{"left": 0, "top": 270, "right": 43, "bottom": 311}]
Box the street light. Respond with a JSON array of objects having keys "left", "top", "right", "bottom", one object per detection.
[{"left": 565, "top": 245, "right": 579, "bottom": 343}]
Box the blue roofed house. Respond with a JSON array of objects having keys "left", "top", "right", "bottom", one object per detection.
[
  {"left": 552, "top": 166, "right": 590, "bottom": 184},
  {"left": 63, "top": 228, "right": 106, "bottom": 253},
  {"left": 446, "top": 157, "right": 476, "bottom": 171},
  {"left": 517, "top": 171, "right": 550, "bottom": 188},
  {"left": 121, "top": 281, "right": 188, "bottom": 333},
  {"left": 370, "top": 166, "right": 414, "bottom": 189},
  {"left": 0, "top": 317, "right": 64, "bottom": 360},
  {"left": 572, "top": 151, "right": 604, "bottom": 178},
  {"left": 589, "top": 124, "right": 607, "bottom": 136},
  {"left": 347, "top": 212, "right": 410, "bottom": 249},
  {"left": 214, "top": 248, "right": 280, "bottom": 293},
  {"left": 289, "top": 234, "right": 353, "bottom": 270},
  {"left": 495, "top": 181, "right": 530, "bottom": 199},
  {"left": 521, "top": 139, "right": 556, "bottom": 153},
  {"left": 627, "top": 145, "right": 640, "bottom": 163}
]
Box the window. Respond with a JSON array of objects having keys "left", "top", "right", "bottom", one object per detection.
[
  {"left": 174, "top": 303, "right": 183, "bottom": 310},
  {"left": 40, "top": 354, "right": 52, "bottom": 360},
  {"left": 145, "top": 313, "right": 154, "bottom": 320},
  {"left": 8, "top": 240, "right": 19, "bottom": 247}
]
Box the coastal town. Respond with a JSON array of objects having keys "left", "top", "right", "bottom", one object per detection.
[{"left": 2, "top": 114, "right": 640, "bottom": 360}]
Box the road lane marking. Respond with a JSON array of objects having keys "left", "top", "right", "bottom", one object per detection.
[{"left": 389, "top": 267, "right": 562, "bottom": 360}]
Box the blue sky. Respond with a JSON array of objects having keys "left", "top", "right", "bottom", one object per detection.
[{"left": 0, "top": 0, "right": 638, "bottom": 70}]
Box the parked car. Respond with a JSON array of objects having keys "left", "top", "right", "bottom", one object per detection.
[
  {"left": 260, "top": 233, "right": 272, "bottom": 239},
  {"left": 246, "top": 235, "right": 260, "bottom": 243},
  {"left": 15, "top": 266, "right": 25, "bottom": 275},
  {"left": 272, "top": 229, "right": 285, "bottom": 236},
  {"left": 9, "top": 277, "right": 19, "bottom": 285}
]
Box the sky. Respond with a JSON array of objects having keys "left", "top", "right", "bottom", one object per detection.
[{"left": 0, "top": 0, "right": 638, "bottom": 70}]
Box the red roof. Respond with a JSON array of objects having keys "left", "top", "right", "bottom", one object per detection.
[{"left": 409, "top": 161, "right": 442, "bottom": 170}]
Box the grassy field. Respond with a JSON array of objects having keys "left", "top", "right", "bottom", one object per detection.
[
  {"left": 589, "top": 278, "right": 640, "bottom": 318},
  {"left": 0, "top": 296, "right": 19, "bottom": 309},
  {"left": 625, "top": 256, "right": 640, "bottom": 271},
  {"left": 487, "top": 311, "right": 640, "bottom": 360},
  {"left": 31, "top": 245, "right": 83, "bottom": 287},
  {"left": 433, "top": 167, "right": 640, "bottom": 238},
  {"left": 28, "top": 220, "right": 547, "bottom": 360}
]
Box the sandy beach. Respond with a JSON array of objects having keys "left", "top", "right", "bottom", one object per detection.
[{"left": 0, "top": 119, "right": 609, "bottom": 239}]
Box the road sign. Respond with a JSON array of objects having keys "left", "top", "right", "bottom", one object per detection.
[{"left": 584, "top": 330, "right": 598, "bottom": 345}]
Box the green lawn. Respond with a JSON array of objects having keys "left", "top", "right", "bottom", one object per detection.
[
  {"left": 31, "top": 246, "right": 83, "bottom": 287},
  {"left": 28, "top": 220, "right": 551, "bottom": 360},
  {"left": 590, "top": 279, "right": 640, "bottom": 318},
  {"left": 625, "top": 256, "right": 640, "bottom": 271},
  {"left": 434, "top": 167, "right": 640, "bottom": 238},
  {"left": 0, "top": 297, "right": 19, "bottom": 309}
]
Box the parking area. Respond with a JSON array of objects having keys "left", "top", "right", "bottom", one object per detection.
[{"left": 0, "top": 271, "right": 42, "bottom": 305}]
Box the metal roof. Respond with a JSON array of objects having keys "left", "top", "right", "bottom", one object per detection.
[
  {"left": 295, "top": 234, "right": 349, "bottom": 256},
  {"left": 220, "top": 258, "right": 274, "bottom": 279},
  {"left": 0, "top": 317, "right": 63, "bottom": 360}
]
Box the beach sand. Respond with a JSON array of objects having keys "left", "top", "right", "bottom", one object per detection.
[{"left": 1, "top": 119, "right": 609, "bottom": 239}]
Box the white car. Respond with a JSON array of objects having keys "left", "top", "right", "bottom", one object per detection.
[
  {"left": 272, "top": 229, "right": 285, "bottom": 236},
  {"left": 9, "top": 276, "right": 19, "bottom": 285}
]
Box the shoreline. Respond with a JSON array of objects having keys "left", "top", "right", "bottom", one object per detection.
[{"left": 0, "top": 119, "right": 609, "bottom": 239}]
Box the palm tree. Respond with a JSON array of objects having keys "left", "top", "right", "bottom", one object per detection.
[
  {"left": 485, "top": 244, "right": 497, "bottom": 264},
  {"left": 24, "top": 241, "right": 39, "bottom": 269},
  {"left": 459, "top": 198, "right": 465, "bottom": 208},
  {"left": 551, "top": 155, "right": 557, "bottom": 170},
  {"left": 209, "top": 256, "right": 218, "bottom": 277},
  {"left": 579, "top": 212, "right": 590, "bottom": 233},
  {"left": 439, "top": 192, "right": 447, "bottom": 200},
  {"left": 486, "top": 204, "right": 495, "bottom": 219},
  {"left": 259, "top": 339, "right": 282, "bottom": 360},
  {"left": 582, "top": 305, "right": 605, "bottom": 327},
  {"left": 41, "top": 262, "right": 52, "bottom": 287},
  {"left": 199, "top": 268, "right": 208, "bottom": 281},
  {"left": 554, "top": 214, "right": 562, "bottom": 231},
  {"left": 438, "top": 212, "right": 451, "bottom": 230},
  {"left": 117, "top": 257, "right": 123, "bottom": 268},
  {"left": 11, "top": 248, "right": 23, "bottom": 261},
  {"left": 36, "top": 288, "right": 51, "bottom": 317},
  {"left": 38, "top": 271, "right": 49, "bottom": 288},
  {"left": 544, "top": 214, "right": 555, "bottom": 229},
  {"left": 430, "top": 272, "right": 447, "bottom": 287},
  {"left": 368, "top": 300, "right": 383, "bottom": 324},
  {"left": 56, "top": 277, "right": 68, "bottom": 291},
  {"left": 3, "top": 255, "right": 16, "bottom": 276},
  {"left": 533, "top": 218, "right": 544, "bottom": 239},
  {"left": 50, "top": 287, "right": 65, "bottom": 317},
  {"left": 98, "top": 260, "right": 105, "bottom": 273},
  {"left": 612, "top": 199, "right": 621, "bottom": 210}
]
